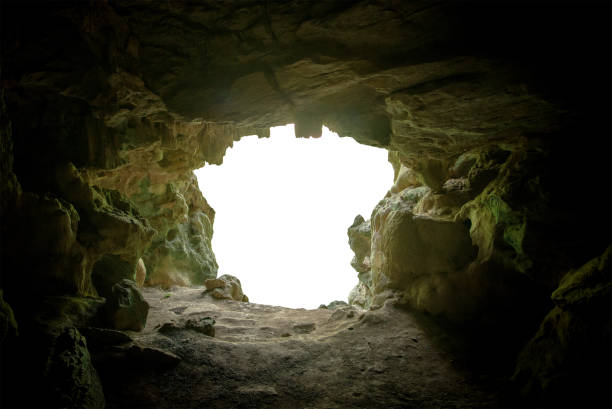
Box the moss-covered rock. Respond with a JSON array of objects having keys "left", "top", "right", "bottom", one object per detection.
[{"left": 44, "top": 327, "right": 105, "bottom": 409}]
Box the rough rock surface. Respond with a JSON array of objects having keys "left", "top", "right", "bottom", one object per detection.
[
  {"left": 0, "top": 1, "right": 610, "bottom": 408},
  {"left": 0, "top": 289, "right": 18, "bottom": 342},
  {"left": 44, "top": 327, "right": 105, "bottom": 409},
  {"left": 203, "top": 274, "right": 249, "bottom": 302},
  {"left": 99, "top": 286, "right": 498, "bottom": 409},
  {"left": 1, "top": 294, "right": 106, "bottom": 409},
  {"left": 103, "top": 279, "right": 150, "bottom": 331},
  {"left": 512, "top": 246, "right": 612, "bottom": 408},
  {"left": 347, "top": 215, "right": 374, "bottom": 309}
]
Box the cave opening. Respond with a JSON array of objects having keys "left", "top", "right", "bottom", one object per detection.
[{"left": 194, "top": 124, "right": 393, "bottom": 308}]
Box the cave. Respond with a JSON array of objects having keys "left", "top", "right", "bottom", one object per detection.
[{"left": 0, "top": 1, "right": 610, "bottom": 409}]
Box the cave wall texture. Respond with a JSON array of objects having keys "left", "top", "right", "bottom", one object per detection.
[{"left": 0, "top": 1, "right": 610, "bottom": 408}]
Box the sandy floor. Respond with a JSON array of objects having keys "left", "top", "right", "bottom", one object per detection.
[{"left": 102, "top": 286, "right": 498, "bottom": 409}]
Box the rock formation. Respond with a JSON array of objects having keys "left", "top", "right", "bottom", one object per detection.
[
  {"left": 0, "top": 1, "right": 609, "bottom": 408},
  {"left": 203, "top": 274, "right": 249, "bottom": 302}
]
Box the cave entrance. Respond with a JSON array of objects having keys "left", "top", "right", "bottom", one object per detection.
[{"left": 194, "top": 125, "right": 392, "bottom": 309}]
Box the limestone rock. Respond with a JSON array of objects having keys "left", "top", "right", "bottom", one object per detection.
[
  {"left": 136, "top": 174, "right": 219, "bottom": 288},
  {"left": 203, "top": 274, "right": 248, "bottom": 302},
  {"left": 551, "top": 246, "right": 611, "bottom": 310},
  {"left": 348, "top": 282, "right": 372, "bottom": 310},
  {"left": 0, "top": 289, "right": 18, "bottom": 341},
  {"left": 204, "top": 278, "right": 226, "bottom": 291},
  {"left": 325, "top": 300, "right": 349, "bottom": 310},
  {"left": 135, "top": 258, "right": 146, "bottom": 287},
  {"left": 389, "top": 165, "right": 420, "bottom": 194},
  {"left": 92, "top": 254, "right": 139, "bottom": 298},
  {"left": 0, "top": 2, "right": 610, "bottom": 407},
  {"left": 513, "top": 246, "right": 611, "bottom": 408},
  {"left": 347, "top": 215, "right": 372, "bottom": 274},
  {"left": 44, "top": 327, "right": 105, "bottom": 409},
  {"left": 103, "top": 279, "right": 149, "bottom": 331},
  {"left": 4, "top": 192, "right": 92, "bottom": 295},
  {"left": 371, "top": 208, "right": 476, "bottom": 289},
  {"left": 38, "top": 296, "right": 106, "bottom": 329}
]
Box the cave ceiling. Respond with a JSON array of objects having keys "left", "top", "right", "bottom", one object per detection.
[{"left": 3, "top": 0, "right": 608, "bottom": 174}]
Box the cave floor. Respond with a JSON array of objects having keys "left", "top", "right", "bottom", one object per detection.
[{"left": 103, "top": 287, "right": 499, "bottom": 409}]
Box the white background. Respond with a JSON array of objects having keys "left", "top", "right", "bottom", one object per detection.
[{"left": 194, "top": 125, "right": 392, "bottom": 309}]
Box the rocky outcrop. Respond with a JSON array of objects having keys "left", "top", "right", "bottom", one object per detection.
[
  {"left": 44, "top": 327, "right": 105, "bottom": 409},
  {"left": 512, "top": 246, "right": 611, "bottom": 408},
  {"left": 140, "top": 174, "right": 218, "bottom": 288},
  {"left": 347, "top": 215, "right": 374, "bottom": 309}
]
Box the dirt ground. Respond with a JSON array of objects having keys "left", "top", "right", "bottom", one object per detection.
[{"left": 101, "top": 286, "right": 499, "bottom": 409}]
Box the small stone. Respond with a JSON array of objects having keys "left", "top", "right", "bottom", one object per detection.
[{"left": 184, "top": 317, "right": 215, "bottom": 337}]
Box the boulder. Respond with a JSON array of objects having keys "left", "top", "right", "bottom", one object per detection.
[
  {"left": 203, "top": 274, "right": 248, "bottom": 302},
  {"left": 371, "top": 210, "right": 476, "bottom": 289},
  {"left": 103, "top": 279, "right": 149, "bottom": 331}
]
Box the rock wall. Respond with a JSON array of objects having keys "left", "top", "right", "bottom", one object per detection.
[
  {"left": 512, "top": 246, "right": 611, "bottom": 408},
  {"left": 0, "top": 0, "right": 610, "bottom": 407},
  {"left": 347, "top": 141, "right": 610, "bottom": 381}
]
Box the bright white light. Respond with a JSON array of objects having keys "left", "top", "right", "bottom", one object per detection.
[{"left": 194, "top": 125, "right": 392, "bottom": 309}]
